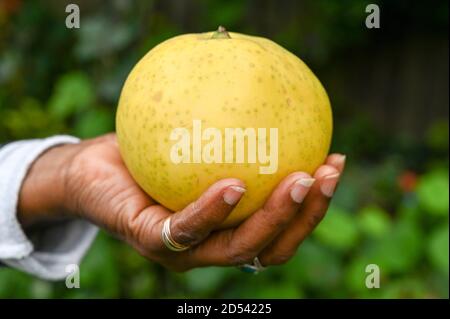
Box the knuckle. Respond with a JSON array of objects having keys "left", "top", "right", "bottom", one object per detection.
[
  {"left": 172, "top": 226, "right": 201, "bottom": 245},
  {"left": 126, "top": 216, "right": 143, "bottom": 243},
  {"left": 261, "top": 207, "right": 292, "bottom": 230},
  {"left": 172, "top": 221, "right": 202, "bottom": 245},
  {"left": 226, "top": 245, "right": 256, "bottom": 265},
  {"left": 273, "top": 214, "right": 292, "bottom": 229}
]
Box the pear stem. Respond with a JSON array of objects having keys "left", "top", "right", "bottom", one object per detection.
[{"left": 211, "top": 26, "right": 231, "bottom": 39}]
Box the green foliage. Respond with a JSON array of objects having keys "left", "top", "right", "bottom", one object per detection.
[
  {"left": 358, "top": 205, "right": 391, "bottom": 238},
  {"left": 74, "top": 16, "right": 135, "bottom": 61},
  {"left": 366, "top": 219, "right": 424, "bottom": 275},
  {"left": 417, "top": 170, "right": 449, "bottom": 216},
  {"left": 74, "top": 108, "right": 115, "bottom": 138},
  {"left": 314, "top": 206, "right": 360, "bottom": 252},
  {"left": 48, "top": 72, "right": 94, "bottom": 119},
  {"left": 287, "top": 240, "right": 343, "bottom": 292},
  {"left": 76, "top": 234, "right": 121, "bottom": 298},
  {"left": 2, "top": 98, "right": 65, "bottom": 138},
  {"left": 183, "top": 267, "right": 233, "bottom": 296},
  {"left": 427, "top": 225, "right": 449, "bottom": 277},
  {"left": 0, "top": 269, "right": 40, "bottom": 298}
]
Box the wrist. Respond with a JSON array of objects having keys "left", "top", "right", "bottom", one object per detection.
[{"left": 18, "top": 143, "right": 80, "bottom": 227}]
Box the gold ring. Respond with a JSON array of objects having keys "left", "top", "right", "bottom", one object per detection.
[{"left": 161, "top": 216, "right": 190, "bottom": 252}]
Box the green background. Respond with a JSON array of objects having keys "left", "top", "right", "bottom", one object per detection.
[{"left": 0, "top": 0, "right": 448, "bottom": 298}]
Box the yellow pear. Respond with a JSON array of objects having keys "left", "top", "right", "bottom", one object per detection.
[{"left": 116, "top": 27, "right": 332, "bottom": 228}]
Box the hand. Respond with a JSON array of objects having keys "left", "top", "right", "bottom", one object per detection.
[{"left": 18, "top": 133, "right": 345, "bottom": 271}]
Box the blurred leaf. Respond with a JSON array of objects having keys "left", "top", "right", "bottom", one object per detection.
[
  {"left": 119, "top": 245, "right": 149, "bottom": 271},
  {"left": 0, "top": 269, "right": 35, "bottom": 298},
  {"left": 0, "top": 50, "right": 20, "bottom": 84},
  {"left": 372, "top": 157, "right": 404, "bottom": 207},
  {"left": 344, "top": 256, "right": 374, "bottom": 294},
  {"left": 313, "top": 206, "right": 360, "bottom": 252},
  {"left": 398, "top": 201, "right": 421, "bottom": 222},
  {"left": 358, "top": 205, "right": 391, "bottom": 238},
  {"left": 427, "top": 225, "right": 449, "bottom": 276},
  {"left": 366, "top": 220, "right": 424, "bottom": 275},
  {"left": 74, "top": 108, "right": 114, "bottom": 138},
  {"left": 330, "top": 166, "right": 361, "bottom": 212},
  {"left": 74, "top": 233, "right": 120, "bottom": 298},
  {"left": 378, "top": 279, "right": 430, "bottom": 298},
  {"left": 75, "top": 16, "right": 134, "bottom": 60},
  {"left": 30, "top": 280, "right": 54, "bottom": 299},
  {"left": 286, "top": 240, "right": 342, "bottom": 291},
  {"left": 126, "top": 271, "right": 157, "bottom": 298},
  {"left": 427, "top": 271, "right": 450, "bottom": 298},
  {"left": 344, "top": 260, "right": 429, "bottom": 298},
  {"left": 2, "top": 98, "right": 64, "bottom": 138},
  {"left": 416, "top": 170, "right": 449, "bottom": 216},
  {"left": 184, "top": 267, "right": 232, "bottom": 296},
  {"left": 48, "top": 72, "right": 94, "bottom": 119}
]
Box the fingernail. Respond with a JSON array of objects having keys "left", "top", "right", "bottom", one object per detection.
[
  {"left": 290, "top": 178, "right": 315, "bottom": 203},
  {"left": 321, "top": 173, "right": 340, "bottom": 197},
  {"left": 223, "top": 186, "right": 246, "bottom": 205},
  {"left": 337, "top": 154, "right": 346, "bottom": 168}
]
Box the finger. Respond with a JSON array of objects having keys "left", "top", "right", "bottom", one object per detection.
[
  {"left": 326, "top": 153, "right": 346, "bottom": 173},
  {"left": 185, "top": 171, "right": 315, "bottom": 267},
  {"left": 326, "top": 153, "right": 345, "bottom": 193},
  {"left": 258, "top": 164, "right": 341, "bottom": 266},
  {"left": 160, "top": 178, "right": 246, "bottom": 249}
]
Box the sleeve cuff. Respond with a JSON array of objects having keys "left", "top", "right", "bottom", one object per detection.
[{"left": 0, "top": 135, "right": 99, "bottom": 280}]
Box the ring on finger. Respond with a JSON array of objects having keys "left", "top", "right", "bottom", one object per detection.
[
  {"left": 161, "top": 216, "right": 190, "bottom": 252},
  {"left": 238, "top": 257, "right": 266, "bottom": 274}
]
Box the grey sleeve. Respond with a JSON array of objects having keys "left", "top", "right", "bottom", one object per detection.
[{"left": 0, "top": 136, "right": 98, "bottom": 280}]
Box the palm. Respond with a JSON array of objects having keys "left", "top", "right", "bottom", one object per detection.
[{"left": 69, "top": 134, "right": 163, "bottom": 237}]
